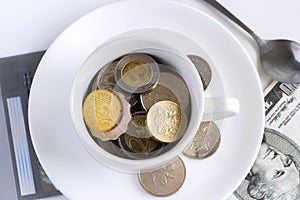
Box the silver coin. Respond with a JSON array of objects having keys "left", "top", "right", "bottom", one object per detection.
[
  {"left": 159, "top": 72, "right": 190, "bottom": 113},
  {"left": 183, "top": 121, "right": 221, "bottom": 159},
  {"left": 93, "top": 61, "right": 138, "bottom": 102},
  {"left": 138, "top": 157, "right": 186, "bottom": 197},
  {"left": 188, "top": 55, "right": 212, "bottom": 90},
  {"left": 115, "top": 53, "right": 160, "bottom": 93},
  {"left": 96, "top": 61, "right": 118, "bottom": 90},
  {"left": 140, "top": 84, "right": 179, "bottom": 111}
]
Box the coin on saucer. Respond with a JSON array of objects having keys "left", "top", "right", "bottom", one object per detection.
[
  {"left": 138, "top": 157, "right": 186, "bottom": 197},
  {"left": 115, "top": 53, "right": 160, "bottom": 93},
  {"left": 188, "top": 55, "right": 212, "bottom": 90},
  {"left": 183, "top": 121, "right": 221, "bottom": 159}
]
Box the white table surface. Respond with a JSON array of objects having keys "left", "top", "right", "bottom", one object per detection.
[{"left": 1, "top": 0, "right": 299, "bottom": 199}]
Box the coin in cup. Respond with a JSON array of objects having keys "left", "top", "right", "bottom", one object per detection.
[
  {"left": 147, "top": 100, "right": 187, "bottom": 143},
  {"left": 159, "top": 72, "right": 190, "bottom": 113},
  {"left": 140, "top": 84, "right": 179, "bottom": 111},
  {"left": 83, "top": 90, "right": 131, "bottom": 141},
  {"left": 82, "top": 89, "right": 122, "bottom": 132},
  {"left": 118, "top": 134, "right": 164, "bottom": 159},
  {"left": 183, "top": 121, "right": 221, "bottom": 159},
  {"left": 95, "top": 61, "right": 118, "bottom": 90},
  {"left": 115, "top": 53, "right": 160, "bottom": 93},
  {"left": 138, "top": 157, "right": 186, "bottom": 197}
]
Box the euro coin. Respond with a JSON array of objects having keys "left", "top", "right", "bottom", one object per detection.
[
  {"left": 82, "top": 89, "right": 122, "bottom": 132},
  {"left": 115, "top": 53, "right": 160, "bottom": 93},
  {"left": 147, "top": 101, "right": 183, "bottom": 143},
  {"left": 188, "top": 55, "right": 212, "bottom": 90},
  {"left": 138, "top": 157, "right": 186, "bottom": 197}
]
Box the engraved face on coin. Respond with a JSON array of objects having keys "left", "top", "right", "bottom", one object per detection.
[
  {"left": 183, "top": 121, "right": 221, "bottom": 159},
  {"left": 138, "top": 157, "right": 186, "bottom": 197},
  {"left": 147, "top": 101, "right": 185, "bottom": 143},
  {"left": 188, "top": 55, "right": 212, "bottom": 90},
  {"left": 140, "top": 84, "right": 179, "bottom": 111},
  {"left": 82, "top": 89, "right": 122, "bottom": 132},
  {"left": 159, "top": 72, "right": 190, "bottom": 113},
  {"left": 115, "top": 53, "right": 160, "bottom": 93}
]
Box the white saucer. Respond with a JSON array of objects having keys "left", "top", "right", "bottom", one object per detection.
[{"left": 28, "top": 0, "right": 264, "bottom": 199}]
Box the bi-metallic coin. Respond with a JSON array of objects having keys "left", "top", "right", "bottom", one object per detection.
[{"left": 115, "top": 53, "right": 160, "bottom": 93}]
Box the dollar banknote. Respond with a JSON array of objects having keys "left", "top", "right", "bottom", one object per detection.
[{"left": 233, "top": 81, "right": 300, "bottom": 200}]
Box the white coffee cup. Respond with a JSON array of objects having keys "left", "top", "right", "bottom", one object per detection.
[{"left": 71, "top": 35, "right": 239, "bottom": 173}]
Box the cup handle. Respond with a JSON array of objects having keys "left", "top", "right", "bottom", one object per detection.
[{"left": 202, "top": 97, "right": 240, "bottom": 121}]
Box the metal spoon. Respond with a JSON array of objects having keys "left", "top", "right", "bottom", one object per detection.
[{"left": 203, "top": 0, "right": 300, "bottom": 83}]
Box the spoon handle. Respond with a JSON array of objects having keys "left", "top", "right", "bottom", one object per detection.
[{"left": 203, "top": 0, "right": 256, "bottom": 37}]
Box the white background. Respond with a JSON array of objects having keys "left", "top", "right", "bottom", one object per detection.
[{"left": 1, "top": 0, "right": 299, "bottom": 199}]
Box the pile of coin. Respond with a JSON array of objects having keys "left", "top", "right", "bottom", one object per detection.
[{"left": 83, "top": 53, "right": 190, "bottom": 160}]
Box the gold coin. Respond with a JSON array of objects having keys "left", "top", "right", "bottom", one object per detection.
[
  {"left": 138, "top": 157, "right": 186, "bottom": 197},
  {"left": 88, "top": 92, "right": 131, "bottom": 141},
  {"left": 82, "top": 89, "right": 122, "bottom": 132},
  {"left": 146, "top": 101, "right": 183, "bottom": 143}
]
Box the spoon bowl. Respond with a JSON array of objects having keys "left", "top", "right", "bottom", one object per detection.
[
  {"left": 259, "top": 39, "right": 300, "bottom": 83},
  {"left": 204, "top": 0, "right": 300, "bottom": 83}
]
